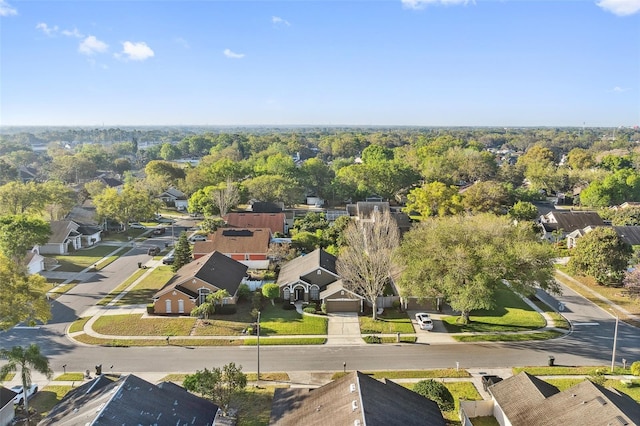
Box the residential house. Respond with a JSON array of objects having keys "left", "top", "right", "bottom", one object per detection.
[
  {"left": 98, "top": 176, "right": 124, "bottom": 190},
  {"left": 277, "top": 248, "right": 364, "bottom": 313},
  {"left": 152, "top": 250, "right": 248, "bottom": 315},
  {"left": 566, "top": 225, "right": 640, "bottom": 249},
  {"left": 23, "top": 247, "right": 45, "bottom": 275},
  {"left": 225, "top": 212, "right": 287, "bottom": 235},
  {"left": 248, "top": 200, "right": 284, "bottom": 213},
  {"left": 463, "top": 372, "right": 640, "bottom": 426},
  {"left": 18, "top": 166, "right": 38, "bottom": 183},
  {"left": 538, "top": 210, "right": 605, "bottom": 242},
  {"left": 157, "top": 187, "right": 189, "bottom": 211},
  {"left": 346, "top": 201, "right": 412, "bottom": 235},
  {"left": 39, "top": 220, "right": 102, "bottom": 255},
  {"left": 39, "top": 374, "right": 220, "bottom": 425},
  {"left": 269, "top": 370, "right": 446, "bottom": 426},
  {"left": 0, "top": 387, "right": 17, "bottom": 426},
  {"left": 192, "top": 228, "right": 271, "bottom": 269}
]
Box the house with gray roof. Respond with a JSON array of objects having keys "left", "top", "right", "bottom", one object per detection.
[
  {"left": 539, "top": 210, "right": 605, "bottom": 241},
  {"left": 153, "top": 250, "right": 248, "bottom": 315},
  {"left": 39, "top": 220, "right": 102, "bottom": 255},
  {"left": 463, "top": 372, "right": 640, "bottom": 426},
  {"left": 269, "top": 370, "right": 445, "bottom": 426},
  {"left": 39, "top": 374, "right": 220, "bottom": 425},
  {"left": 0, "top": 387, "right": 18, "bottom": 426},
  {"left": 157, "top": 187, "right": 188, "bottom": 211},
  {"left": 277, "top": 248, "right": 364, "bottom": 313}
]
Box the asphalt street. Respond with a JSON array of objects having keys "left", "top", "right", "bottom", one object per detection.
[{"left": 2, "top": 237, "right": 639, "bottom": 376}]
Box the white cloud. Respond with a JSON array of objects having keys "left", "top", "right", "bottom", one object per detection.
[
  {"left": 0, "top": 0, "right": 17, "bottom": 17},
  {"left": 62, "top": 28, "right": 84, "bottom": 38},
  {"left": 175, "top": 37, "right": 190, "bottom": 49},
  {"left": 224, "top": 48, "right": 245, "bottom": 59},
  {"left": 596, "top": 0, "right": 640, "bottom": 16},
  {"left": 611, "top": 86, "right": 631, "bottom": 92},
  {"left": 401, "top": 0, "right": 474, "bottom": 10},
  {"left": 78, "top": 35, "right": 109, "bottom": 56},
  {"left": 272, "top": 16, "right": 290, "bottom": 26},
  {"left": 117, "top": 41, "right": 155, "bottom": 61},
  {"left": 36, "top": 22, "right": 58, "bottom": 36}
]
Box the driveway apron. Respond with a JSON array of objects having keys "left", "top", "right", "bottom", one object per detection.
[{"left": 326, "top": 312, "right": 364, "bottom": 345}]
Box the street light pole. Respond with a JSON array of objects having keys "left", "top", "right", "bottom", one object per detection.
[
  {"left": 611, "top": 310, "right": 619, "bottom": 373},
  {"left": 257, "top": 310, "right": 261, "bottom": 381}
]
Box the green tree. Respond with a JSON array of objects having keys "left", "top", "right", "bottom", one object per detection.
[
  {"left": 404, "top": 181, "right": 463, "bottom": 217},
  {"left": 0, "top": 215, "right": 51, "bottom": 261},
  {"left": 93, "top": 186, "right": 157, "bottom": 231},
  {"left": 461, "top": 181, "right": 511, "bottom": 214},
  {"left": 568, "top": 227, "right": 632, "bottom": 286},
  {"left": 172, "top": 232, "right": 192, "bottom": 272},
  {"left": 261, "top": 283, "right": 280, "bottom": 306},
  {"left": 0, "top": 253, "right": 51, "bottom": 330},
  {"left": 159, "top": 143, "right": 181, "bottom": 161},
  {"left": 190, "top": 289, "right": 230, "bottom": 320},
  {"left": 292, "top": 212, "right": 330, "bottom": 234},
  {"left": 508, "top": 201, "right": 539, "bottom": 222},
  {"left": 396, "top": 214, "right": 557, "bottom": 323},
  {"left": 566, "top": 148, "right": 595, "bottom": 170},
  {"left": 42, "top": 180, "right": 77, "bottom": 221},
  {"left": 0, "top": 344, "right": 53, "bottom": 425},
  {"left": 243, "top": 174, "right": 304, "bottom": 206},
  {"left": 413, "top": 379, "right": 454, "bottom": 412},
  {"left": 0, "top": 181, "right": 47, "bottom": 215},
  {"left": 299, "top": 158, "right": 334, "bottom": 201},
  {"left": 183, "top": 362, "right": 247, "bottom": 415},
  {"left": 336, "top": 210, "right": 400, "bottom": 320}
]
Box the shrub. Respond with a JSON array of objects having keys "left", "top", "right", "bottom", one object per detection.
[
  {"left": 413, "top": 379, "right": 454, "bottom": 411},
  {"left": 392, "top": 300, "right": 401, "bottom": 311},
  {"left": 263, "top": 270, "right": 276, "bottom": 280},
  {"left": 146, "top": 303, "right": 155, "bottom": 314},
  {"left": 303, "top": 306, "right": 316, "bottom": 314},
  {"left": 321, "top": 303, "right": 327, "bottom": 314},
  {"left": 631, "top": 361, "right": 640, "bottom": 376},
  {"left": 252, "top": 291, "right": 263, "bottom": 310},
  {"left": 282, "top": 302, "right": 296, "bottom": 310},
  {"left": 364, "top": 335, "right": 381, "bottom": 344},
  {"left": 216, "top": 305, "right": 237, "bottom": 315},
  {"left": 236, "top": 284, "right": 251, "bottom": 302}
]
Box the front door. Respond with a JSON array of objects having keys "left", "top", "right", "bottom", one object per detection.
[{"left": 295, "top": 288, "right": 304, "bottom": 301}]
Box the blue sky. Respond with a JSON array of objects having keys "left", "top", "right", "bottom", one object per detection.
[{"left": 1, "top": 0, "right": 639, "bottom": 127}]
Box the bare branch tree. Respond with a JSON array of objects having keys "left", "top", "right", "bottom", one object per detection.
[
  {"left": 336, "top": 210, "right": 400, "bottom": 320},
  {"left": 211, "top": 179, "right": 240, "bottom": 217}
]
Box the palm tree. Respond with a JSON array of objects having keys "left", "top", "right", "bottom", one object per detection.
[{"left": 0, "top": 344, "right": 53, "bottom": 425}]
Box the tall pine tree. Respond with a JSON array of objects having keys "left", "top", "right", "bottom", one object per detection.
[{"left": 172, "top": 232, "right": 192, "bottom": 272}]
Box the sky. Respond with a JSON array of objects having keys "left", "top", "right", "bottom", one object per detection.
[{"left": 0, "top": 0, "right": 639, "bottom": 127}]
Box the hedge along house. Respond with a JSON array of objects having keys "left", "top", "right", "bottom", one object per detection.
[
  {"left": 276, "top": 248, "right": 364, "bottom": 313},
  {"left": 152, "top": 251, "right": 248, "bottom": 315}
]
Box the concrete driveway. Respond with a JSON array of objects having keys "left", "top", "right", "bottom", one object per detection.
[
  {"left": 326, "top": 312, "right": 363, "bottom": 345},
  {"left": 407, "top": 310, "right": 457, "bottom": 344}
]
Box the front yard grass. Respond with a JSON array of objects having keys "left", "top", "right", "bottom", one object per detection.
[
  {"left": 46, "top": 282, "right": 76, "bottom": 299},
  {"left": 453, "top": 330, "right": 564, "bottom": 342},
  {"left": 114, "top": 266, "right": 174, "bottom": 305},
  {"left": 54, "top": 373, "right": 85, "bottom": 381},
  {"left": 51, "top": 245, "right": 125, "bottom": 272},
  {"left": 442, "top": 284, "right": 546, "bottom": 333},
  {"left": 233, "top": 386, "right": 277, "bottom": 426},
  {"left": 97, "top": 268, "right": 148, "bottom": 306},
  {"left": 257, "top": 303, "right": 327, "bottom": 335},
  {"left": 514, "top": 366, "right": 631, "bottom": 376},
  {"left": 244, "top": 337, "right": 326, "bottom": 345},
  {"left": 68, "top": 317, "right": 90, "bottom": 333},
  {"left": 92, "top": 313, "right": 195, "bottom": 336},
  {"left": 359, "top": 310, "right": 414, "bottom": 334},
  {"left": 28, "top": 385, "right": 73, "bottom": 421},
  {"left": 402, "top": 380, "right": 482, "bottom": 426}
]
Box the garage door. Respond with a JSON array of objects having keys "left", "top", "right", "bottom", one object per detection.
[{"left": 326, "top": 300, "right": 360, "bottom": 313}]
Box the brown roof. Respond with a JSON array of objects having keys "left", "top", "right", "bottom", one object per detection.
[
  {"left": 490, "top": 372, "right": 640, "bottom": 426},
  {"left": 270, "top": 371, "right": 445, "bottom": 426},
  {"left": 154, "top": 251, "right": 248, "bottom": 299},
  {"left": 225, "top": 212, "right": 285, "bottom": 235},
  {"left": 210, "top": 228, "right": 271, "bottom": 254}
]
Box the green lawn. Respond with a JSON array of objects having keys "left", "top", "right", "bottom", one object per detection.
[
  {"left": 442, "top": 284, "right": 546, "bottom": 333},
  {"left": 259, "top": 304, "right": 327, "bottom": 335},
  {"left": 359, "top": 310, "right": 414, "bottom": 334},
  {"left": 402, "top": 380, "right": 482, "bottom": 425},
  {"left": 29, "top": 385, "right": 73, "bottom": 421},
  {"left": 115, "top": 266, "right": 175, "bottom": 305},
  {"left": 454, "top": 330, "right": 564, "bottom": 342},
  {"left": 51, "top": 245, "right": 125, "bottom": 272},
  {"left": 97, "top": 268, "right": 148, "bottom": 306},
  {"left": 92, "top": 313, "right": 196, "bottom": 336},
  {"left": 514, "top": 366, "right": 631, "bottom": 376}
]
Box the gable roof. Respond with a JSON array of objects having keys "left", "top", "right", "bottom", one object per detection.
[
  {"left": 98, "top": 176, "right": 124, "bottom": 188},
  {"left": 490, "top": 372, "right": 640, "bottom": 426},
  {"left": 541, "top": 211, "right": 604, "bottom": 233},
  {"left": 276, "top": 248, "right": 338, "bottom": 287},
  {"left": 40, "top": 374, "right": 218, "bottom": 426},
  {"left": 613, "top": 226, "right": 640, "bottom": 246},
  {"left": 0, "top": 386, "right": 17, "bottom": 408},
  {"left": 225, "top": 212, "right": 285, "bottom": 235},
  {"left": 159, "top": 187, "right": 187, "bottom": 200},
  {"left": 154, "top": 251, "right": 248, "bottom": 299},
  {"left": 320, "top": 280, "right": 365, "bottom": 300},
  {"left": 48, "top": 220, "right": 80, "bottom": 244},
  {"left": 210, "top": 227, "right": 271, "bottom": 254},
  {"left": 270, "top": 371, "right": 445, "bottom": 426},
  {"left": 249, "top": 201, "right": 283, "bottom": 213}
]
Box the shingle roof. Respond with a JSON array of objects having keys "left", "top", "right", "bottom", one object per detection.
[
  {"left": 276, "top": 248, "right": 338, "bottom": 287},
  {"left": 543, "top": 211, "right": 604, "bottom": 233},
  {"left": 249, "top": 201, "right": 283, "bottom": 213},
  {"left": 39, "top": 374, "right": 219, "bottom": 426},
  {"left": 320, "top": 280, "right": 364, "bottom": 300},
  {"left": 160, "top": 187, "right": 187, "bottom": 200},
  {"left": 225, "top": 212, "right": 285, "bottom": 235},
  {"left": 613, "top": 226, "right": 640, "bottom": 246},
  {"left": 269, "top": 371, "right": 445, "bottom": 426},
  {"left": 210, "top": 227, "right": 271, "bottom": 254},
  {"left": 0, "top": 386, "right": 17, "bottom": 408},
  {"left": 99, "top": 177, "right": 124, "bottom": 188},
  {"left": 154, "top": 251, "right": 248, "bottom": 299},
  {"left": 490, "top": 372, "right": 640, "bottom": 426},
  {"left": 48, "top": 220, "right": 80, "bottom": 244}
]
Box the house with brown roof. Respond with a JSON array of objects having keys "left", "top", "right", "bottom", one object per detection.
[
  {"left": 152, "top": 250, "right": 248, "bottom": 315},
  {"left": 225, "top": 212, "right": 286, "bottom": 235},
  {"left": 277, "top": 248, "right": 364, "bottom": 313},
  {"left": 39, "top": 220, "right": 102, "bottom": 255},
  {"left": 192, "top": 228, "right": 271, "bottom": 269},
  {"left": 461, "top": 372, "right": 640, "bottom": 426},
  {"left": 39, "top": 374, "right": 220, "bottom": 425},
  {"left": 269, "top": 370, "right": 446, "bottom": 426},
  {"left": 539, "top": 210, "right": 604, "bottom": 241}
]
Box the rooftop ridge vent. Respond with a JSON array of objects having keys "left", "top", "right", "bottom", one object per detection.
[
  {"left": 351, "top": 400, "right": 358, "bottom": 411},
  {"left": 349, "top": 383, "right": 356, "bottom": 393}
]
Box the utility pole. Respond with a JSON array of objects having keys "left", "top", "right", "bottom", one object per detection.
[
  {"left": 611, "top": 310, "right": 619, "bottom": 373},
  {"left": 257, "top": 311, "right": 261, "bottom": 381}
]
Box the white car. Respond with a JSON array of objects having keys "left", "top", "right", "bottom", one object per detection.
[
  {"left": 188, "top": 234, "right": 207, "bottom": 243},
  {"left": 415, "top": 312, "right": 434, "bottom": 331},
  {"left": 11, "top": 384, "right": 38, "bottom": 405},
  {"left": 128, "top": 223, "right": 146, "bottom": 229}
]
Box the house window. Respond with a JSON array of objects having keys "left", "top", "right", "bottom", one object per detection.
[
  {"left": 178, "top": 299, "right": 184, "bottom": 313},
  {"left": 283, "top": 288, "right": 290, "bottom": 300},
  {"left": 165, "top": 299, "right": 172, "bottom": 313},
  {"left": 245, "top": 254, "right": 250, "bottom": 260},
  {"left": 198, "top": 288, "right": 211, "bottom": 305},
  {"left": 310, "top": 286, "right": 319, "bottom": 300}
]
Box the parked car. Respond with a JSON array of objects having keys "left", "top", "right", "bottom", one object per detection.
[
  {"left": 481, "top": 375, "right": 503, "bottom": 391},
  {"left": 129, "top": 223, "right": 146, "bottom": 229},
  {"left": 153, "top": 227, "right": 167, "bottom": 235},
  {"left": 188, "top": 234, "right": 207, "bottom": 243},
  {"left": 162, "top": 250, "right": 175, "bottom": 265},
  {"left": 147, "top": 246, "right": 161, "bottom": 256},
  {"left": 11, "top": 384, "right": 38, "bottom": 405},
  {"left": 415, "top": 312, "right": 433, "bottom": 331}
]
